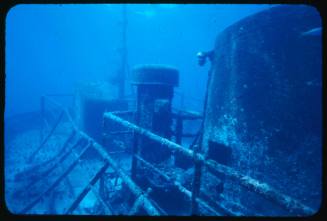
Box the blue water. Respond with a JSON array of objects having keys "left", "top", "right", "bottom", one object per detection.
[
  {"left": 5, "top": 4, "right": 270, "bottom": 116},
  {"left": 4, "top": 4, "right": 322, "bottom": 217}
]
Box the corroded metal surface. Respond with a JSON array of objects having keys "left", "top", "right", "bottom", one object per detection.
[{"left": 202, "top": 5, "right": 322, "bottom": 215}]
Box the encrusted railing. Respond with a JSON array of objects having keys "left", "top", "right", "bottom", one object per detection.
[
  {"left": 19, "top": 95, "right": 161, "bottom": 215},
  {"left": 103, "top": 112, "right": 315, "bottom": 216},
  {"left": 17, "top": 94, "right": 315, "bottom": 216}
]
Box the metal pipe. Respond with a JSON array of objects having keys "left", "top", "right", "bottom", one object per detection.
[
  {"left": 103, "top": 112, "right": 315, "bottom": 216},
  {"left": 103, "top": 112, "right": 194, "bottom": 158}
]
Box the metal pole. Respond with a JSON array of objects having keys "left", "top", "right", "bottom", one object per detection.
[
  {"left": 118, "top": 4, "right": 127, "bottom": 99},
  {"left": 190, "top": 64, "right": 214, "bottom": 215},
  {"left": 131, "top": 87, "right": 140, "bottom": 181},
  {"left": 191, "top": 141, "right": 203, "bottom": 215}
]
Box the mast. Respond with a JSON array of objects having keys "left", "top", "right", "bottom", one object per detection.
[{"left": 118, "top": 4, "right": 128, "bottom": 100}]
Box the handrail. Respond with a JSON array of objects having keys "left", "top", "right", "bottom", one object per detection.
[
  {"left": 21, "top": 141, "right": 92, "bottom": 214},
  {"left": 103, "top": 112, "right": 315, "bottom": 216},
  {"left": 34, "top": 94, "right": 315, "bottom": 216},
  {"left": 29, "top": 110, "right": 65, "bottom": 162},
  {"left": 22, "top": 136, "right": 85, "bottom": 193},
  {"left": 70, "top": 149, "right": 115, "bottom": 215},
  {"left": 86, "top": 135, "right": 160, "bottom": 216},
  {"left": 135, "top": 154, "right": 222, "bottom": 216},
  {"left": 65, "top": 161, "right": 110, "bottom": 214},
  {"left": 32, "top": 96, "right": 161, "bottom": 215}
]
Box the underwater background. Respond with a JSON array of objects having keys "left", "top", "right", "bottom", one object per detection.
[
  {"left": 5, "top": 4, "right": 271, "bottom": 117},
  {"left": 4, "top": 4, "right": 322, "bottom": 216}
]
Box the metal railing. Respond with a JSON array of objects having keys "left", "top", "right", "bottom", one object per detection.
[
  {"left": 18, "top": 95, "right": 161, "bottom": 215},
  {"left": 19, "top": 94, "right": 315, "bottom": 216},
  {"left": 103, "top": 112, "right": 315, "bottom": 216}
]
